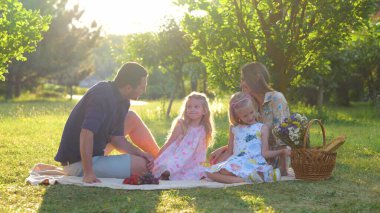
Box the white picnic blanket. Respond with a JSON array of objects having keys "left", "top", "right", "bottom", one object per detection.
[{"left": 26, "top": 163, "right": 295, "bottom": 190}]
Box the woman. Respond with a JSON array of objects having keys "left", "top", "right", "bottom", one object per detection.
[{"left": 210, "top": 62, "right": 290, "bottom": 176}]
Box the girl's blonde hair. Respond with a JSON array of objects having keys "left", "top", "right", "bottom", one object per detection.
[
  {"left": 229, "top": 92, "right": 259, "bottom": 126},
  {"left": 172, "top": 91, "right": 214, "bottom": 147}
]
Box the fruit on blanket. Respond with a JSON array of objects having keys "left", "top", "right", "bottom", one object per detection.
[
  {"left": 123, "top": 174, "right": 140, "bottom": 185},
  {"left": 122, "top": 172, "right": 159, "bottom": 185},
  {"left": 139, "top": 172, "right": 159, "bottom": 184}
]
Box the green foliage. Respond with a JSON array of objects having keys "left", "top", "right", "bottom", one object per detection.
[
  {"left": 91, "top": 36, "right": 121, "bottom": 80},
  {"left": 114, "top": 19, "right": 208, "bottom": 116},
  {"left": 178, "top": 0, "right": 376, "bottom": 95},
  {"left": 33, "top": 83, "right": 87, "bottom": 98},
  {"left": 35, "top": 83, "right": 66, "bottom": 98},
  {"left": 2, "top": 0, "right": 102, "bottom": 99},
  {"left": 0, "top": 0, "right": 50, "bottom": 80},
  {"left": 309, "top": 17, "right": 380, "bottom": 107}
]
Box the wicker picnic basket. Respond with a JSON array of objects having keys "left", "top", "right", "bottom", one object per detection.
[{"left": 291, "top": 119, "right": 337, "bottom": 180}]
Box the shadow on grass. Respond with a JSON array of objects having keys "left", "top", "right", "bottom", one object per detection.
[
  {"left": 37, "top": 170, "right": 380, "bottom": 212},
  {"left": 173, "top": 176, "right": 379, "bottom": 212},
  {"left": 39, "top": 185, "right": 162, "bottom": 212}
]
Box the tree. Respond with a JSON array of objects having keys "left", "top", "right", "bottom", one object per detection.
[
  {"left": 0, "top": 0, "right": 50, "bottom": 80},
  {"left": 334, "top": 17, "right": 380, "bottom": 106},
  {"left": 177, "top": 0, "right": 375, "bottom": 97},
  {"left": 116, "top": 19, "right": 204, "bottom": 117},
  {"left": 156, "top": 19, "right": 197, "bottom": 117},
  {"left": 4, "top": 0, "right": 101, "bottom": 99}
]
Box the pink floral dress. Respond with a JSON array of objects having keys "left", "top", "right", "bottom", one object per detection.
[{"left": 153, "top": 125, "right": 207, "bottom": 180}]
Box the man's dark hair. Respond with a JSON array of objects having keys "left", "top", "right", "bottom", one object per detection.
[{"left": 114, "top": 62, "right": 148, "bottom": 88}]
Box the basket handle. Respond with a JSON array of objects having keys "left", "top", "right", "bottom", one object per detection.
[{"left": 302, "top": 119, "right": 326, "bottom": 148}]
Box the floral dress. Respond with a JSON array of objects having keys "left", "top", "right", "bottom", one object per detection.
[
  {"left": 208, "top": 123, "right": 275, "bottom": 182},
  {"left": 260, "top": 91, "right": 290, "bottom": 148},
  {"left": 153, "top": 125, "right": 207, "bottom": 180}
]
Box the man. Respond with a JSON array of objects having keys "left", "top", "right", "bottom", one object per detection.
[{"left": 55, "top": 62, "right": 154, "bottom": 183}]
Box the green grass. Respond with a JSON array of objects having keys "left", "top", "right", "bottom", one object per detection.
[{"left": 0, "top": 97, "right": 379, "bottom": 212}]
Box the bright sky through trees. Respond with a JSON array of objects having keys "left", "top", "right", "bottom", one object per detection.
[{"left": 67, "top": 0, "right": 186, "bottom": 35}]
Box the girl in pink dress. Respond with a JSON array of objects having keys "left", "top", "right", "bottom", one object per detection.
[{"left": 153, "top": 92, "right": 214, "bottom": 180}]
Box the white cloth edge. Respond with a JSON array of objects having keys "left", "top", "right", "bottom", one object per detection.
[{"left": 26, "top": 163, "right": 295, "bottom": 190}]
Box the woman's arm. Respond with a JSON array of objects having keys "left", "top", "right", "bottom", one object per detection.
[
  {"left": 222, "top": 126, "right": 234, "bottom": 160},
  {"left": 261, "top": 124, "right": 290, "bottom": 159},
  {"left": 210, "top": 126, "right": 234, "bottom": 164},
  {"left": 157, "top": 119, "right": 184, "bottom": 156},
  {"left": 209, "top": 146, "right": 227, "bottom": 163},
  {"left": 271, "top": 92, "right": 291, "bottom": 145}
]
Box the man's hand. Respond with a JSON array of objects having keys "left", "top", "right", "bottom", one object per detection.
[
  {"left": 83, "top": 171, "right": 101, "bottom": 183},
  {"left": 140, "top": 152, "right": 154, "bottom": 171},
  {"left": 80, "top": 129, "right": 101, "bottom": 184}
]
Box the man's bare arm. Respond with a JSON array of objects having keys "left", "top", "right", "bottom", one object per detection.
[{"left": 80, "top": 129, "right": 101, "bottom": 183}]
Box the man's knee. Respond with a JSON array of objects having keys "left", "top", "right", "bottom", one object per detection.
[{"left": 130, "top": 155, "right": 148, "bottom": 176}]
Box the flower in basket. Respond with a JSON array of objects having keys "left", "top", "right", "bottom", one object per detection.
[{"left": 272, "top": 113, "right": 308, "bottom": 149}]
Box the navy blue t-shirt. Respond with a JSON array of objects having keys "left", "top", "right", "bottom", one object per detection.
[{"left": 54, "top": 81, "right": 130, "bottom": 164}]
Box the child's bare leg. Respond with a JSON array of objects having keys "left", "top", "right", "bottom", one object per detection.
[
  {"left": 270, "top": 145, "right": 288, "bottom": 176},
  {"left": 206, "top": 170, "right": 244, "bottom": 183},
  {"left": 278, "top": 155, "right": 288, "bottom": 176},
  {"left": 275, "top": 146, "right": 288, "bottom": 176},
  {"left": 124, "top": 111, "right": 160, "bottom": 158},
  {"left": 219, "top": 169, "right": 234, "bottom": 175}
]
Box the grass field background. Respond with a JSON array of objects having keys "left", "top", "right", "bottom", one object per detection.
[{"left": 0, "top": 96, "right": 379, "bottom": 212}]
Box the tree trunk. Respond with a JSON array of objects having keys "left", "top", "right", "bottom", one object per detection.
[
  {"left": 69, "top": 85, "right": 73, "bottom": 100},
  {"left": 191, "top": 76, "right": 197, "bottom": 91},
  {"left": 271, "top": 62, "right": 289, "bottom": 95},
  {"left": 5, "top": 72, "right": 14, "bottom": 100},
  {"left": 178, "top": 77, "right": 185, "bottom": 98},
  {"left": 267, "top": 41, "right": 289, "bottom": 95},
  {"left": 317, "top": 78, "right": 324, "bottom": 117},
  {"left": 202, "top": 68, "right": 208, "bottom": 94},
  {"left": 166, "top": 81, "right": 178, "bottom": 118},
  {"left": 14, "top": 78, "right": 21, "bottom": 98},
  {"left": 336, "top": 83, "right": 350, "bottom": 106},
  {"left": 5, "top": 78, "right": 14, "bottom": 100}
]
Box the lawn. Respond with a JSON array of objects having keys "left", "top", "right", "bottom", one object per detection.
[{"left": 0, "top": 97, "right": 379, "bottom": 212}]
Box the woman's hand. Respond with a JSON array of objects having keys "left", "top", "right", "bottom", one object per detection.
[
  {"left": 209, "top": 146, "right": 228, "bottom": 164},
  {"left": 282, "top": 148, "right": 291, "bottom": 157}
]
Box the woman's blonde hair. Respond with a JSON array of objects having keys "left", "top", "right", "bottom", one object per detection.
[
  {"left": 172, "top": 91, "right": 214, "bottom": 147},
  {"left": 241, "top": 62, "right": 273, "bottom": 94},
  {"left": 229, "top": 92, "right": 259, "bottom": 126}
]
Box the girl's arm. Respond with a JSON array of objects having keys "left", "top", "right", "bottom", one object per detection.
[
  {"left": 261, "top": 124, "right": 290, "bottom": 159},
  {"left": 157, "top": 119, "right": 184, "bottom": 156}
]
